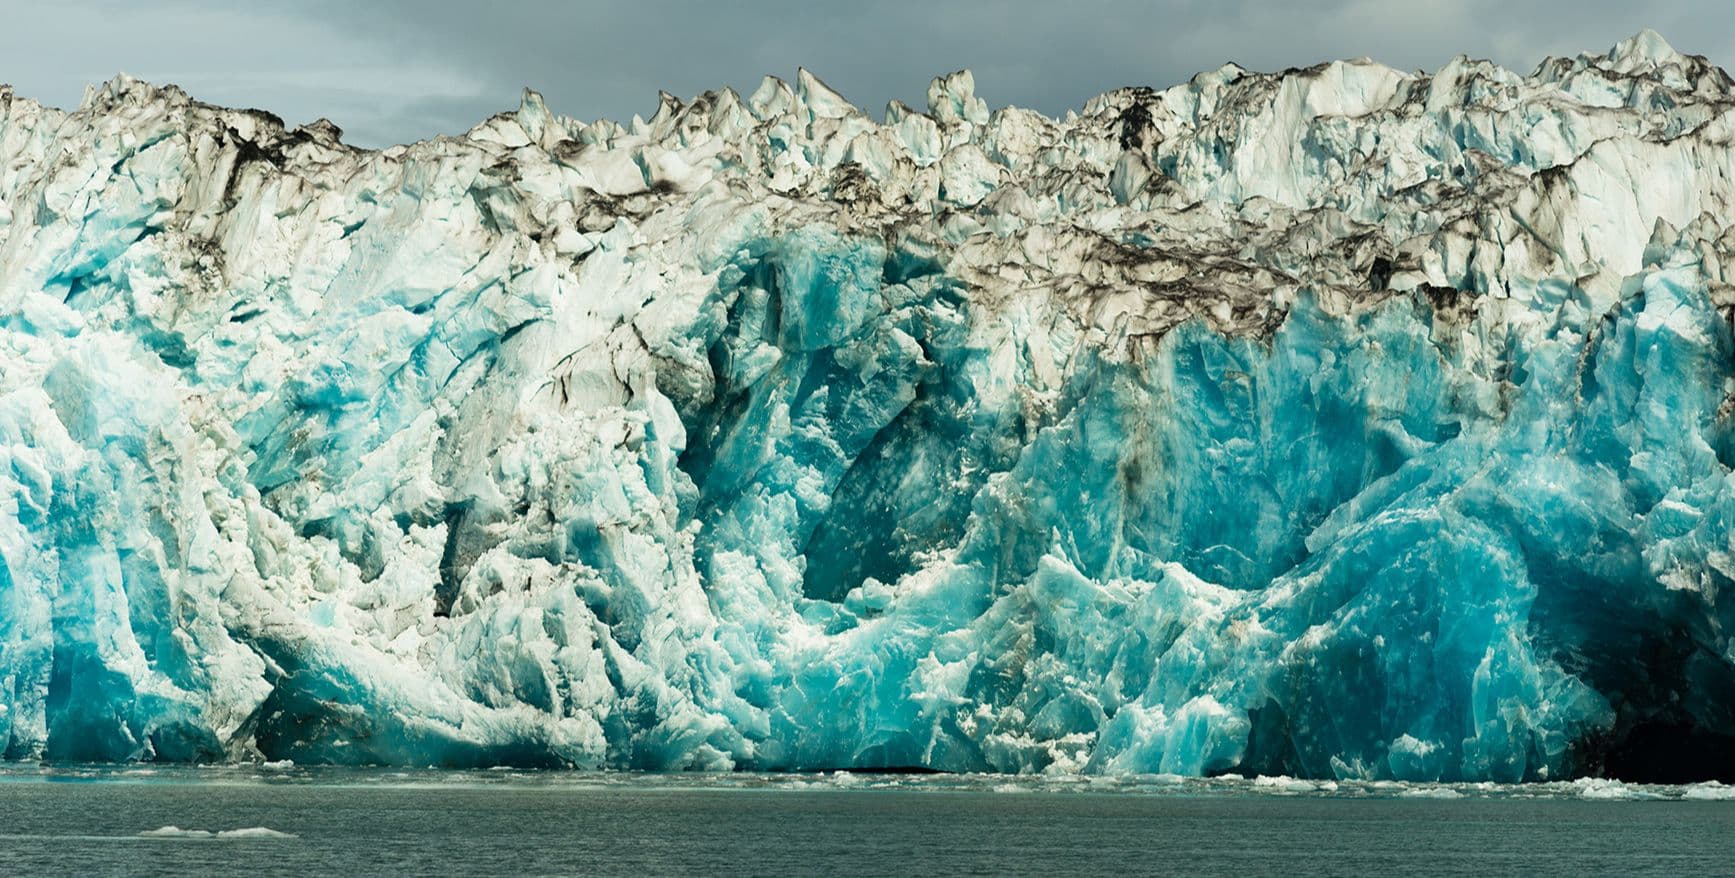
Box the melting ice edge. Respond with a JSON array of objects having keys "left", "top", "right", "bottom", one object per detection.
[{"left": 1, "top": 30, "right": 1734, "bottom": 783}]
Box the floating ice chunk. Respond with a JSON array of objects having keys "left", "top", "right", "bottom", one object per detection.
[
  {"left": 139, "top": 826, "right": 299, "bottom": 839},
  {"left": 1400, "top": 787, "right": 1465, "bottom": 800},
  {"left": 1253, "top": 776, "right": 1320, "bottom": 794},
  {"left": 1572, "top": 779, "right": 1662, "bottom": 801},
  {"left": 216, "top": 828, "right": 300, "bottom": 839},
  {"left": 139, "top": 827, "right": 214, "bottom": 839},
  {"left": 1682, "top": 783, "right": 1735, "bottom": 801}
]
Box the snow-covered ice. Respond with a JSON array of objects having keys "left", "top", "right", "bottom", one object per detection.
[{"left": 0, "top": 31, "right": 1733, "bottom": 782}]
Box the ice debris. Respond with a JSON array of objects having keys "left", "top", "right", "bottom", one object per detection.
[
  {"left": 138, "top": 827, "right": 298, "bottom": 840},
  {"left": 1, "top": 31, "right": 1734, "bottom": 782}
]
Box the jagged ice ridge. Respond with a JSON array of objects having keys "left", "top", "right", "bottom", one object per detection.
[{"left": 1, "top": 30, "right": 1734, "bottom": 781}]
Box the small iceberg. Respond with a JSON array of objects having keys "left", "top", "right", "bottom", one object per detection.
[{"left": 139, "top": 826, "right": 298, "bottom": 839}]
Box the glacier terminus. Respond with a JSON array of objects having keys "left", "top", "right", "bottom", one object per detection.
[{"left": 1, "top": 30, "right": 1733, "bottom": 783}]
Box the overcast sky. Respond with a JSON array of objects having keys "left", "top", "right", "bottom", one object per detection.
[{"left": 3, "top": 1, "right": 1732, "bottom": 147}]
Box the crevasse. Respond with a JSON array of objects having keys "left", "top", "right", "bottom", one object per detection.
[{"left": 0, "top": 30, "right": 1733, "bottom": 781}]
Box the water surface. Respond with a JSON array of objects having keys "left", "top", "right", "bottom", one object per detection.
[{"left": 0, "top": 767, "right": 1728, "bottom": 876}]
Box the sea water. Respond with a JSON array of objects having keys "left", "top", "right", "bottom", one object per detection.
[{"left": 0, "top": 766, "right": 1728, "bottom": 876}]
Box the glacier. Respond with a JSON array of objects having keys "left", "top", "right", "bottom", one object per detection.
[{"left": 1, "top": 30, "right": 1733, "bottom": 782}]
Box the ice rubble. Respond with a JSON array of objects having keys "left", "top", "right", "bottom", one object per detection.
[{"left": 0, "top": 31, "right": 1733, "bottom": 782}]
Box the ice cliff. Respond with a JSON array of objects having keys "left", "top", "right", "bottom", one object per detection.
[{"left": 1, "top": 30, "right": 1734, "bottom": 782}]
